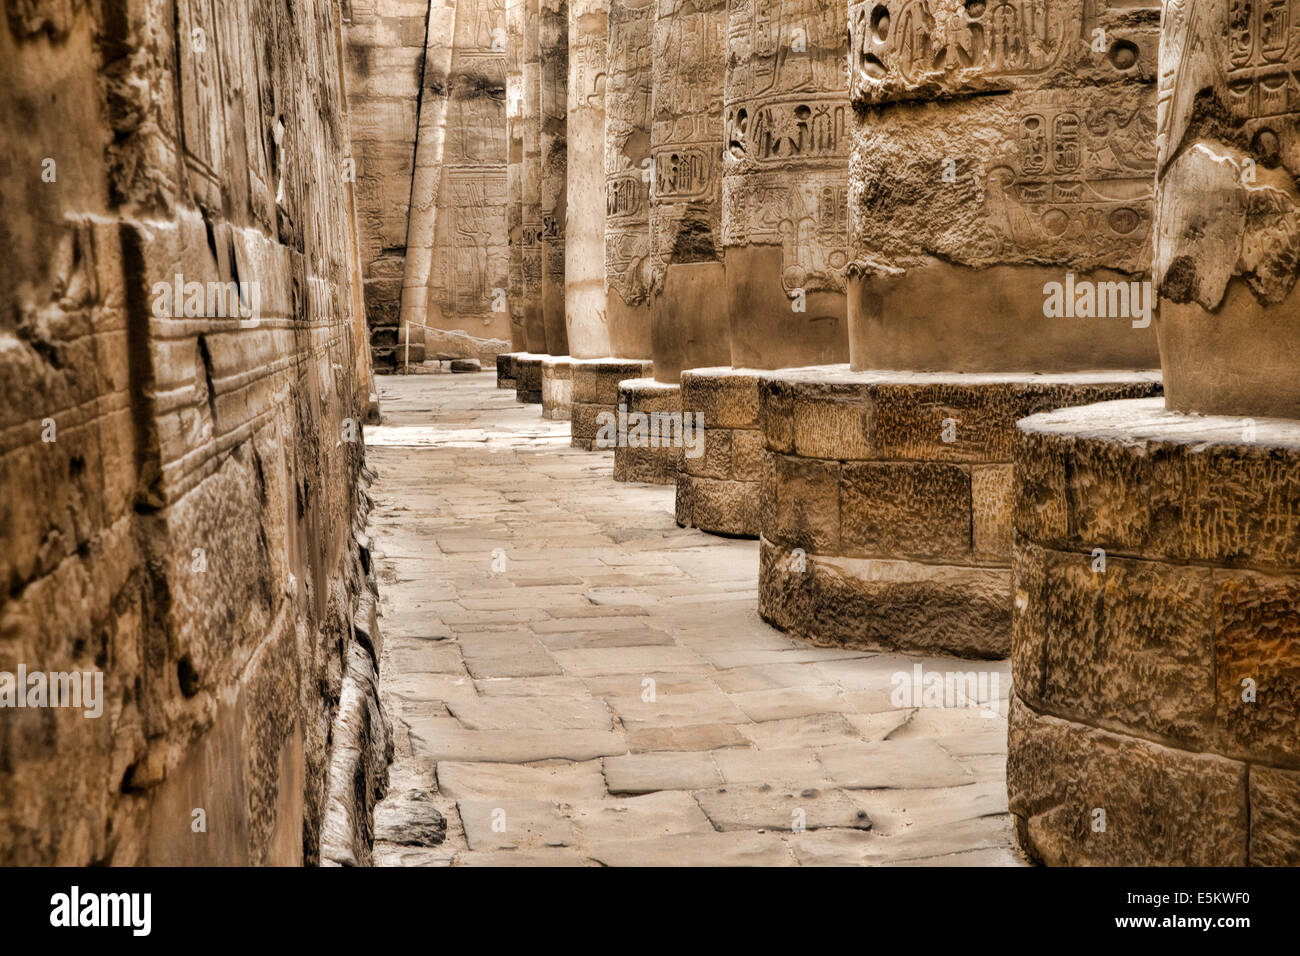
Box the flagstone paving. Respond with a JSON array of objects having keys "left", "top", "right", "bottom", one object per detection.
[{"left": 367, "top": 372, "right": 1024, "bottom": 866}]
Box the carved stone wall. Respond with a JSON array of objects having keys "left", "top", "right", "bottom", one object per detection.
[
  {"left": 723, "top": 0, "right": 850, "bottom": 369},
  {"left": 0, "top": 0, "right": 386, "bottom": 865},
  {"left": 649, "top": 0, "right": 732, "bottom": 383},
  {"left": 844, "top": 0, "right": 1162, "bottom": 372},
  {"left": 540, "top": 0, "right": 572, "bottom": 353},
  {"left": 603, "top": 0, "right": 655, "bottom": 359},
  {"left": 345, "top": 0, "right": 430, "bottom": 368}
]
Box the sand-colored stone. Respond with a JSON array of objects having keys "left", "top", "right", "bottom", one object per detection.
[
  {"left": 539, "top": 0, "right": 571, "bottom": 354},
  {"left": 1154, "top": 0, "right": 1300, "bottom": 419},
  {"left": 603, "top": 0, "right": 656, "bottom": 359},
  {"left": 723, "top": 0, "right": 850, "bottom": 369},
  {"left": 1011, "top": 398, "right": 1300, "bottom": 864},
  {"left": 648, "top": 0, "right": 731, "bottom": 383},
  {"left": 844, "top": 0, "right": 1162, "bottom": 373}
]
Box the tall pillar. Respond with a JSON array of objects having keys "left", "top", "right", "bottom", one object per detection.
[
  {"left": 568, "top": 0, "right": 657, "bottom": 449},
  {"left": 565, "top": 0, "right": 611, "bottom": 357},
  {"left": 647, "top": 0, "right": 730, "bottom": 383},
  {"left": 676, "top": 0, "right": 853, "bottom": 534},
  {"left": 612, "top": 0, "right": 729, "bottom": 482},
  {"left": 722, "top": 0, "right": 850, "bottom": 370},
  {"left": 522, "top": 0, "right": 548, "bottom": 353},
  {"left": 507, "top": 0, "right": 528, "bottom": 354},
  {"left": 539, "top": 0, "right": 571, "bottom": 356},
  {"left": 757, "top": 1, "right": 1165, "bottom": 658},
  {"left": 401, "top": 0, "right": 510, "bottom": 367},
  {"left": 1008, "top": 0, "right": 1300, "bottom": 866},
  {"left": 604, "top": 0, "right": 655, "bottom": 359}
]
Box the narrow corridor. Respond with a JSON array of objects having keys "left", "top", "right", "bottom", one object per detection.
[{"left": 366, "top": 373, "right": 1021, "bottom": 866}]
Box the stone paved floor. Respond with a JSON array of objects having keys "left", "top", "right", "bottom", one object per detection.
[{"left": 366, "top": 372, "right": 1023, "bottom": 866}]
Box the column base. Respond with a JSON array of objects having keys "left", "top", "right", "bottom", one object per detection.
[
  {"left": 496, "top": 352, "right": 520, "bottom": 389},
  {"left": 675, "top": 368, "right": 762, "bottom": 537},
  {"left": 540, "top": 356, "right": 573, "bottom": 420},
  {"left": 1009, "top": 398, "right": 1300, "bottom": 866},
  {"left": 513, "top": 353, "right": 545, "bottom": 404},
  {"left": 569, "top": 358, "right": 654, "bottom": 450},
  {"left": 613, "top": 378, "right": 681, "bottom": 485},
  {"left": 756, "top": 365, "right": 1162, "bottom": 659}
]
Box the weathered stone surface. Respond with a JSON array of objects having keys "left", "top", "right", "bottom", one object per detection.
[
  {"left": 759, "top": 539, "right": 1011, "bottom": 658},
  {"left": 1008, "top": 696, "right": 1248, "bottom": 866},
  {"left": 514, "top": 353, "right": 546, "bottom": 403},
  {"left": 1154, "top": 0, "right": 1300, "bottom": 419},
  {"left": 723, "top": 0, "right": 850, "bottom": 370},
  {"left": 566, "top": 0, "right": 611, "bottom": 357},
  {"left": 541, "top": 355, "right": 574, "bottom": 420},
  {"left": 603, "top": 0, "right": 655, "bottom": 358},
  {"left": 694, "top": 785, "right": 871, "bottom": 832},
  {"left": 612, "top": 378, "right": 682, "bottom": 484},
  {"left": 1016, "top": 399, "right": 1300, "bottom": 571},
  {"left": 648, "top": 0, "right": 732, "bottom": 383},
  {"left": 1, "top": 0, "right": 385, "bottom": 865},
  {"left": 539, "top": 0, "right": 571, "bottom": 353},
  {"left": 403, "top": 0, "right": 512, "bottom": 363},
  {"left": 1249, "top": 765, "right": 1300, "bottom": 867},
  {"left": 346, "top": 0, "right": 431, "bottom": 364},
  {"left": 845, "top": 0, "right": 1162, "bottom": 373},
  {"left": 755, "top": 369, "right": 1162, "bottom": 657}
]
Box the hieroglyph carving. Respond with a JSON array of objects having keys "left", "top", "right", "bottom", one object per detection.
[
  {"left": 1155, "top": 0, "right": 1300, "bottom": 310},
  {"left": 846, "top": 0, "right": 1159, "bottom": 274},
  {"left": 650, "top": 0, "right": 727, "bottom": 293},
  {"left": 724, "top": 0, "right": 851, "bottom": 294},
  {"left": 605, "top": 0, "right": 655, "bottom": 306}
]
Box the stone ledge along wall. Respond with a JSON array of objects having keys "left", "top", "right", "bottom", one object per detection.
[
  {"left": 344, "top": 0, "right": 430, "bottom": 370},
  {"left": 0, "top": 0, "right": 389, "bottom": 865}
]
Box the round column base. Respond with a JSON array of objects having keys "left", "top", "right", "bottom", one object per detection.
[
  {"left": 540, "top": 356, "right": 573, "bottom": 421},
  {"left": 513, "top": 353, "right": 545, "bottom": 404},
  {"left": 675, "top": 368, "right": 762, "bottom": 538},
  {"left": 613, "top": 378, "right": 681, "bottom": 485},
  {"left": 496, "top": 352, "right": 520, "bottom": 389},
  {"left": 569, "top": 358, "right": 654, "bottom": 450},
  {"left": 1009, "top": 398, "right": 1300, "bottom": 865},
  {"left": 756, "top": 366, "right": 1162, "bottom": 659}
]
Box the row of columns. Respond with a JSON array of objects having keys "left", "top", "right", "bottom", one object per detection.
[{"left": 494, "top": 0, "right": 1300, "bottom": 865}]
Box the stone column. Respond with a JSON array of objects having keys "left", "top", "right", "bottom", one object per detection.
[
  {"left": 722, "top": 0, "right": 850, "bottom": 370},
  {"left": 539, "top": 0, "right": 571, "bottom": 356},
  {"left": 567, "top": 0, "right": 657, "bottom": 449},
  {"left": 565, "top": 0, "right": 611, "bottom": 358},
  {"left": 401, "top": 0, "right": 510, "bottom": 368},
  {"left": 1008, "top": 0, "right": 1300, "bottom": 866},
  {"left": 757, "top": 1, "right": 1165, "bottom": 658},
  {"left": 604, "top": 0, "right": 655, "bottom": 359},
  {"left": 523, "top": 0, "right": 548, "bottom": 353},
  {"left": 612, "top": 0, "right": 729, "bottom": 482},
  {"left": 507, "top": 0, "right": 528, "bottom": 356},
  {"left": 676, "top": 0, "right": 852, "bottom": 535},
  {"left": 647, "top": 0, "right": 730, "bottom": 383}
]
